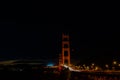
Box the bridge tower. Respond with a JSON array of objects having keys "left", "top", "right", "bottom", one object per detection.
[{"left": 59, "top": 33, "right": 71, "bottom": 67}]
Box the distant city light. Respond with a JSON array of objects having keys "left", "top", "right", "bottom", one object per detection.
[
  {"left": 105, "top": 64, "right": 109, "bottom": 68},
  {"left": 47, "top": 63, "right": 54, "bottom": 66},
  {"left": 83, "top": 64, "right": 85, "bottom": 67},
  {"left": 118, "top": 64, "right": 120, "bottom": 67},
  {"left": 95, "top": 66, "right": 98, "bottom": 70},
  {"left": 92, "top": 63, "right": 95, "bottom": 66},
  {"left": 86, "top": 66, "right": 89, "bottom": 70},
  {"left": 113, "top": 61, "right": 117, "bottom": 65}
]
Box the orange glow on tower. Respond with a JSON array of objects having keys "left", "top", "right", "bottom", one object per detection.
[{"left": 59, "top": 33, "right": 71, "bottom": 66}]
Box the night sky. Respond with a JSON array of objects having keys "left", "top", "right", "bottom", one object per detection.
[
  {"left": 0, "top": 19, "right": 120, "bottom": 65},
  {"left": 0, "top": 19, "right": 16, "bottom": 61}
]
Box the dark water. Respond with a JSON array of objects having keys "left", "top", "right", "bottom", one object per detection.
[{"left": 70, "top": 71, "right": 120, "bottom": 80}]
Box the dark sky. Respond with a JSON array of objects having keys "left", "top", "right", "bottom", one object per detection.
[
  {"left": 0, "top": 19, "right": 16, "bottom": 60},
  {"left": 0, "top": 19, "right": 120, "bottom": 65}
]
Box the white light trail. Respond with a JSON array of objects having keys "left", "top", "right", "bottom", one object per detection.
[{"left": 63, "top": 65, "right": 81, "bottom": 72}]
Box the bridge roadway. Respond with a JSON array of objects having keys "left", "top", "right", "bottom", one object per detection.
[{"left": 61, "top": 65, "right": 120, "bottom": 80}]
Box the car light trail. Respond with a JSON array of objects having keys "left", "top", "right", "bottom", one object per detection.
[{"left": 63, "top": 65, "right": 81, "bottom": 72}]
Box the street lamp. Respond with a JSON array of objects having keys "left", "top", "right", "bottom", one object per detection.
[
  {"left": 86, "top": 66, "right": 89, "bottom": 70},
  {"left": 118, "top": 64, "right": 120, "bottom": 66},
  {"left": 95, "top": 66, "right": 98, "bottom": 71},
  {"left": 91, "top": 63, "right": 95, "bottom": 70},
  {"left": 105, "top": 64, "right": 109, "bottom": 68},
  {"left": 92, "top": 63, "right": 95, "bottom": 66},
  {"left": 113, "top": 61, "right": 117, "bottom": 70},
  {"left": 105, "top": 64, "right": 109, "bottom": 70}
]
